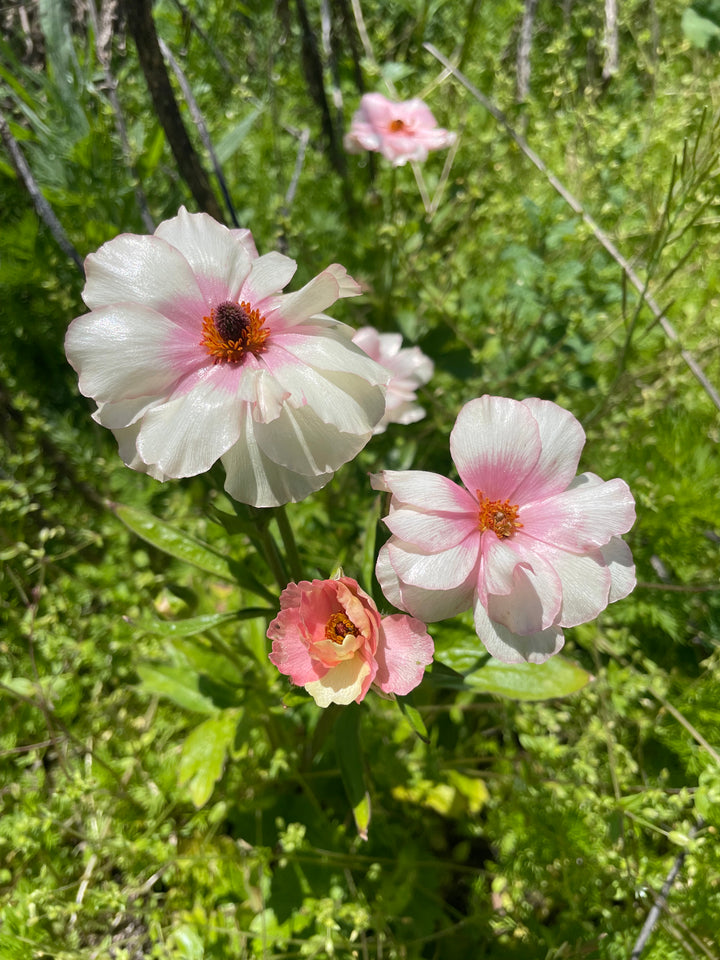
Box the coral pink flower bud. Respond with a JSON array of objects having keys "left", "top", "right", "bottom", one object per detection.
[
  {"left": 352, "top": 326, "right": 433, "bottom": 434},
  {"left": 344, "top": 93, "right": 456, "bottom": 167},
  {"left": 373, "top": 396, "right": 636, "bottom": 664},
  {"left": 65, "top": 207, "right": 389, "bottom": 507},
  {"left": 267, "top": 577, "right": 434, "bottom": 707}
]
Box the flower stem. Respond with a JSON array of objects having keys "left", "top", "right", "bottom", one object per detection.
[
  {"left": 276, "top": 505, "right": 303, "bottom": 582},
  {"left": 248, "top": 508, "right": 289, "bottom": 589}
]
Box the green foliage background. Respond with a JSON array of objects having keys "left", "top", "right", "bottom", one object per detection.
[{"left": 1, "top": 0, "right": 720, "bottom": 957}]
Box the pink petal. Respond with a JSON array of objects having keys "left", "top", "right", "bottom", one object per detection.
[
  {"left": 154, "top": 206, "right": 253, "bottom": 305},
  {"left": 513, "top": 398, "right": 586, "bottom": 503},
  {"left": 268, "top": 610, "right": 324, "bottom": 686},
  {"left": 483, "top": 538, "right": 563, "bottom": 635},
  {"left": 538, "top": 545, "right": 613, "bottom": 628},
  {"left": 450, "top": 396, "right": 542, "bottom": 501},
  {"left": 376, "top": 543, "right": 476, "bottom": 622},
  {"left": 358, "top": 92, "right": 395, "bottom": 127},
  {"left": 473, "top": 599, "right": 565, "bottom": 664},
  {"left": 519, "top": 473, "right": 636, "bottom": 552},
  {"left": 375, "top": 614, "right": 434, "bottom": 695}
]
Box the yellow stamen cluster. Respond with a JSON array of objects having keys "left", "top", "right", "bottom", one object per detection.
[
  {"left": 200, "top": 299, "right": 270, "bottom": 364},
  {"left": 477, "top": 491, "right": 522, "bottom": 539},
  {"left": 325, "top": 612, "right": 357, "bottom": 645}
]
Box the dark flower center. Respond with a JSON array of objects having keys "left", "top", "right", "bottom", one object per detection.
[{"left": 214, "top": 301, "right": 252, "bottom": 342}]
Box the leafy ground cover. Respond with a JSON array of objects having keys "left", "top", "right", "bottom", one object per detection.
[{"left": 1, "top": 1, "right": 720, "bottom": 957}]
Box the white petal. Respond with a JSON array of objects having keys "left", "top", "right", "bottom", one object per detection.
[
  {"left": 375, "top": 543, "right": 475, "bottom": 622},
  {"left": 263, "top": 265, "right": 362, "bottom": 332},
  {"left": 254, "top": 403, "right": 368, "bottom": 476},
  {"left": 600, "top": 537, "right": 636, "bottom": 603},
  {"left": 111, "top": 422, "right": 168, "bottom": 480},
  {"left": 386, "top": 535, "right": 480, "bottom": 591},
  {"left": 304, "top": 657, "right": 371, "bottom": 706},
  {"left": 384, "top": 506, "right": 478, "bottom": 552},
  {"left": 65, "top": 305, "right": 200, "bottom": 404},
  {"left": 82, "top": 233, "right": 206, "bottom": 326},
  {"left": 534, "top": 545, "right": 613, "bottom": 628},
  {"left": 242, "top": 251, "right": 297, "bottom": 303},
  {"left": 154, "top": 206, "right": 252, "bottom": 305},
  {"left": 271, "top": 325, "right": 389, "bottom": 385},
  {"left": 372, "top": 471, "right": 477, "bottom": 513},
  {"left": 221, "top": 407, "right": 333, "bottom": 507},
  {"left": 473, "top": 599, "right": 565, "bottom": 664},
  {"left": 136, "top": 367, "right": 245, "bottom": 477}
]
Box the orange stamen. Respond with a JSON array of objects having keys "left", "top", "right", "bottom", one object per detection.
[
  {"left": 477, "top": 491, "right": 522, "bottom": 539},
  {"left": 325, "top": 612, "right": 357, "bottom": 644},
  {"left": 200, "top": 299, "right": 270, "bottom": 364},
  {"left": 389, "top": 118, "right": 406, "bottom": 132}
]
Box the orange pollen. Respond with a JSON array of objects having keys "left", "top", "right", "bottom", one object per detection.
[
  {"left": 389, "top": 118, "right": 406, "bottom": 132},
  {"left": 476, "top": 491, "right": 522, "bottom": 539},
  {"left": 325, "top": 612, "right": 357, "bottom": 645},
  {"left": 200, "top": 299, "right": 270, "bottom": 364}
]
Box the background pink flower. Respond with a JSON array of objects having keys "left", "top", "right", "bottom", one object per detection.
[
  {"left": 268, "top": 577, "right": 434, "bottom": 707},
  {"left": 373, "top": 396, "right": 636, "bottom": 664},
  {"left": 344, "top": 93, "right": 456, "bottom": 166},
  {"left": 351, "top": 327, "right": 433, "bottom": 433},
  {"left": 65, "top": 207, "right": 388, "bottom": 507}
]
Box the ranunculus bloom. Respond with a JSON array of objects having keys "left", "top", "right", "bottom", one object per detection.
[
  {"left": 65, "top": 207, "right": 388, "bottom": 507},
  {"left": 344, "top": 93, "right": 456, "bottom": 166},
  {"left": 267, "top": 576, "right": 434, "bottom": 707},
  {"left": 373, "top": 396, "right": 636, "bottom": 664},
  {"left": 351, "top": 327, "right": 434, "bottom": 434}
]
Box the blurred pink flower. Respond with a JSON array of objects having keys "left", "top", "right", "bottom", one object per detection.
[
  {"left": 65, "top": 207, "right": 388, "bottom": 507},
  {"left": 268, "top": 576, "right": 434, "bottom": 707},
  {"left": 344, "top": 93, "right": 456, "bottom": 167},
  {"left": 352, "top": 327, "right": 433, "bottom": 433},
  {"left": 373, "top": 396, "right": 636, "bottom": 664}
]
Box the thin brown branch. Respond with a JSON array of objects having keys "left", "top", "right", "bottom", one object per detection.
[
  {"left": 121, "top": 0, "right": 223, "bottom": 220},
  {"left": 423, "top": 44, "right": 720, "bottom": 414}
]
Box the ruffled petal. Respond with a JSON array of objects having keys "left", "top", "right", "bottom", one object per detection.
[
  {"left": 601, "top": 536, "right": 636, "bottom": 603},
  {"left": 221, "top": 407, "right": 333, "bottom": 507},
  {"left": 483, "top": 538, "right": 563, "bottom": 635},
  {"left": 473, "top": 598, "right": 565, "bottom": 664},
  {"left": 537, "top": 545, "right": 613, "bottom": 628},
  {"left": 270, "top": 322, "right": 388, "bottom": 385},
  {"left": 376, "top": 543, "right": 476, "bottom": 622},
  {"left": 268, "top": 613, "right": 324, "bottom": 686},
  {"left": 372, "top": 470, "right": 477, "bottom": 514},
  {"left": 384, "top": 506, "right": 478, "bottom": 553},
  {"left": 450, "top": 396, "right": 542, "bottom": 501},
  {"left": 154, "top": 206, "right": 252, "bottom": 305},
  {"left": 385, "top": 534, "right": 480, "bottom": 591},
  {"left": 135, "top": 366, "right": 245, "bottom": 477},
  {"left": 513, "top": 398, "right": 586, "bottom": 502}
]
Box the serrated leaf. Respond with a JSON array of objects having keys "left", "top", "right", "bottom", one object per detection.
[
  {"left": 178, "top": 711, "right": 239, "bottom": 807},
  {"left": 136, "top": 664, "right": 219, "bottom": 714},
  {"left": 464, "top": 656, "right": 592, "bottom": 701},
  {"left": 335, "top": 705, "right": 371, "bottom": 840}
]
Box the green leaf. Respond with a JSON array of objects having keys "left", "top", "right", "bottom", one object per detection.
[
  {"left": 144, "top": 609, "right": 273, "bottom": 638},
  {"left": 397, "top": 697, "right": 429, "bottom": 743},
  {"left": 695, "top": 767, "right": 720, "bottom": 825},
  {"left": 113, "top": 503, "right": 274, "bottom": 601},
  {"left": 335, "top": 706, "right": 371, "bottom": 840},
  {"left": 215, "top": 109, "right": 261, "bottom": 164},
  {"left": 682, "top": 7, "right": 720, "bottom": 51},
  {"left": 464, "top": 656, "right": 592, "bottom": 701},
  {"left": 178, "top": 712, "right": 239, "bottom": 807},
  {"left": 136, "top": 664, "right": 219, "bottom": 714}
]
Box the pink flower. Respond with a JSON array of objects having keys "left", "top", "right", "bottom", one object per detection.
[
  {"left": 65, "top": 207, "right": 389, "bottom": 507},
  {"left": 373, "top": 396, "right": 636, "bottom": 664},
  {"left": 351, "top": 327, "right": 434, "bottom": 434},
  {"left": 344, "top": 93, "right": 456, "bottom": 167},
  {"left": 267, "top": 576, "right": 434, "bottom": 707}
]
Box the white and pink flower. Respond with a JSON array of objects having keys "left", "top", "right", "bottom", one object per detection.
[
  {"left": 65, "top": 207, "right": 388, "bottom": 507},
  {"left": 373, "top": 396, "right": 636, "bottom": 664},
  {"left": 267, "top": 576, "right": 434, "bottom": 707},
  {"left": 351, "top": 326, "right": 433, "bottom": 433},
  {"left": 344, "top": 93, "right": 456, "bottom": 167}
]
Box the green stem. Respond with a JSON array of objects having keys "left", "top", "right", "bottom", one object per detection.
[
  {"left": 255, "top": 519, "right": 289, "bottom": 590},
  {"left": 276, "top": 505, "right": 303, "bottom": 582}
]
